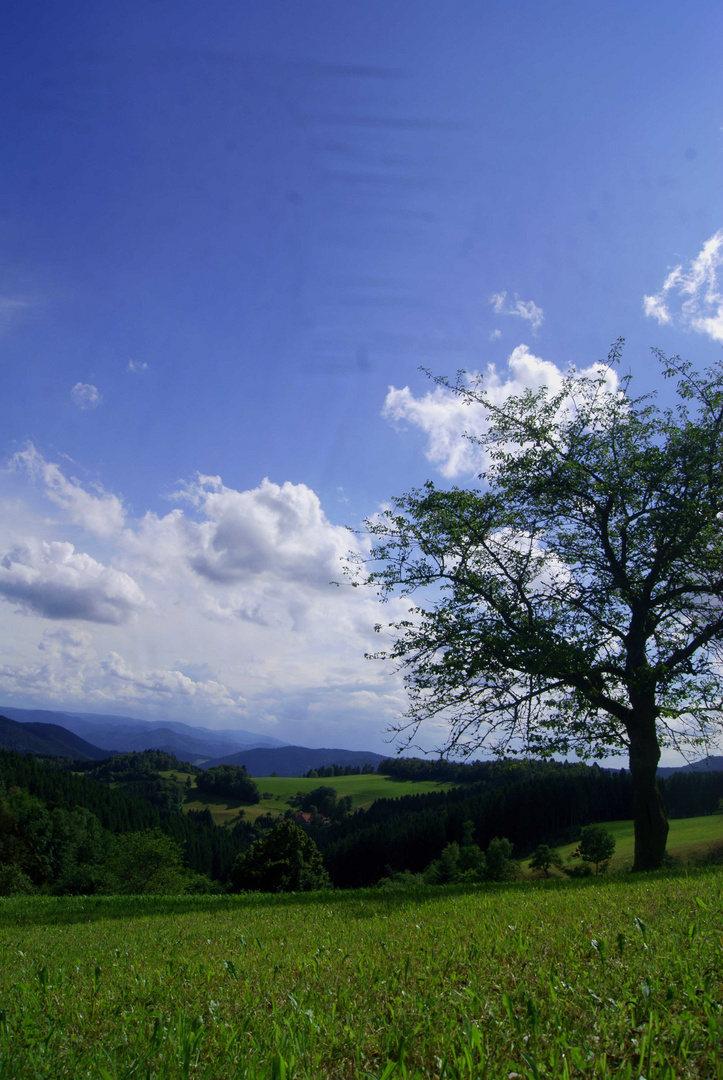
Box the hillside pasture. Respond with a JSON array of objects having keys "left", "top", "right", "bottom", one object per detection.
[
  {"left": 1, "top": 871, "right": 721, "bottom": 1078},
  {"left": 178, "top": 772, "right": 456, "bottom": 825},
  {"left": 523, "top": 814, "right": 723, "bottom": 876}
]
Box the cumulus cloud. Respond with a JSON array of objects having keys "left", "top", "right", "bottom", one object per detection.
[
  {"left": 0, "top": 629, "right": 249, "bottom": 717},
  {"left": 201, "top": 593, "right": 269, "bottom": 624},
  {"left": 383, "top": 344, "right": 618, "bottom": 478},
  {"left": 0, "top": 538, "right": 147, "bottom": 624},
  {"left": 489, "top": 290, "right": 544, "bottom": 330},
  {"left": 38, "top": 626, "right": 95, "bottom": 664},
  {"left": 71, "top": 382, "right": 102, "bottom": 409},
  {"left": 126, "top": 357, "right": 148, "bottom": 372},
  {"left": 0, "top": 454, "right": 406, "bottom": 747},
  {"left": 644, "top": 230, "right": 723, "bottom": 343},
  {"left": 176, "top": 474, "right": 353, "bottom": 588},
  {"left": 0, "top": 627, "right": 97, "bottom": 704},
  {"left": 11, "top": 444, "right": 125, "bottom": 536},
  {"left": 100, "top": 651, "right": 243, "bottom": 708}
]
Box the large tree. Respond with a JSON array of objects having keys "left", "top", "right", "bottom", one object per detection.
[
  {"left": 229, "top": 820, "right": 330, "bottom": 893},
  {"left": 357, "top": 345, "right": 723, "bottom": 871}
]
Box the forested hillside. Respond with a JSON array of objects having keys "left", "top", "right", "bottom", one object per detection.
[
  {"left": 0, "top": 749, "right": 253, "bottom": 891},
  {"left": 2, "top": 749, "right": 721, "bottom": 895},
  {"left": 206, "top": 745, "right": 386, "bottom": 775},
  {"left": 0, "top": 713, "right": 110, "bottom": 760},
  {"left": 316, "top": 761, "right": 723, "bottom": 887}
]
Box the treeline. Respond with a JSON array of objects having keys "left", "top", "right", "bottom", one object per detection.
[
  {"left": 306, "top": 759, "right": 499, "bottom": 780},
  {"left": 74, "top": 750, "right": 197, "bottom": 814},
  {"left": 74, "top": 749, "right": 197, "bottom": 779},
  {"left": 0, "top": 749, "right": 253, "bottom": 892},
  {"left": 3, "top": 748, "right": 722, "bottom": 895},
  {"left": 304, "top": 763, "right": 377, "bottom": 778},
  {"left": 317, "top": 761, "right": 723, "bottom": 887},
  {"left": 195, "top": 764, "right": 260, "bottom": 803},
  {"left": 377, "top": 757, "right": 507, "bottom": 782}
]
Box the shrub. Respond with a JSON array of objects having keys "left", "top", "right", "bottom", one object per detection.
[
  {"left": 529, "top": 843, "right": 564, "bottom": 877},
  {"left": 578, "top": 824, "right": 616, "bottom": 875},
  {"left": 229, "top": 820, "right": 330, "bottom": 893}
]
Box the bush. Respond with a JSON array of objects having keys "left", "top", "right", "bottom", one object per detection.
[
  {"left": 229, "top": 820, "right": 331, "bottom": 893},
  {"left": 529, "top": 843, "right": 564, "bottom": 877},
  {"left": 423, "top": 835, "right": 515, "bottom": 885},
  {"left": 0, "top": 863, "right": 35, "bottom": 896},
  {"left": 377, "top": 869, "right": 426, "bottom": 890},
  {"left": 693, "top": 841, "right": 723, "bottom": 866},
  {"left": 102, "top": 829, "right": 188, "bottom": 894},
  {"left": 562, "top": 863, "right": 593, "bottom": 879},
  {"left": 578, "top": 824, "right": 616, "bottom": 875}
]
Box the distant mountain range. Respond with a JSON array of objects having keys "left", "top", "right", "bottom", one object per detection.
[
  {"left": 0, "top": 713, "right": 111, "bottom": 760},
  {"left": 0, "top": 707, "right": 387, "bottom": 775},
  {"left": 205, "top": 745, "right": 387, "bottom": 776},
  {"left": 656, "top": 756, "right": 723, "bottom": 777},
  {"left": 2, "top": 704, "right": 721, "bottom": 779},
  {"left": 0, "top": 706, "right": 287, "bottom": 763}
]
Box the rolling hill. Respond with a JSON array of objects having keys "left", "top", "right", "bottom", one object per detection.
[
  {"left": 0, "top": 714, "right": 110, "bottom": 760},
  {"left": 0, "top": 706, "right": 287, "bottom": 762},
  {"left": 657, "top": 755, "right": 723, "bottom": 777},
  {"left": 205, "top": 745, "right": 387, "bottom": 776}
]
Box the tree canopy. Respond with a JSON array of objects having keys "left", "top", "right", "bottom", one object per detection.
[
  {"left": 229, "top": 820, "right": 330, "bottom": 893},
  {"left": 194, "top": 764, "right": 260, "bottom": 804},
  {"left": 529, "top": 843, "right": 564, "bottom": 878},
  {"left": 357, "top": 345, "right": 723, "bottom": 870},
  {"left": 577, "top": 824, "right": 616, "bottom": 876},
  {"left": 102, "top": 829, "right": 188, "bottom": 894}
]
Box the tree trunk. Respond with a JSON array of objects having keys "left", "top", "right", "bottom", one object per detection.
[{"left": 628, "top": 721, "right": 668, "bottom": 871}]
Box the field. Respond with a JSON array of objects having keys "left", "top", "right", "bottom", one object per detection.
[
  {"left": 521, "top": 816, "right": 723, "bottom": 875},
  {"left": 179, "top": 773, "right": 455, "bottom": 825},
  {"left": 1, "top": 870, "right": 721, "bottom": 1078}
]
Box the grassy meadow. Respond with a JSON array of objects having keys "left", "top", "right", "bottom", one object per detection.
[
  {"left": 1, "top": 870, "right": 721, "bottom": 1079},
  {"left": 521, "top": 815, "right": 723, "bottom": 876},
  {"left": 178, "top": 773, "right": 455, "bottom": 825}
]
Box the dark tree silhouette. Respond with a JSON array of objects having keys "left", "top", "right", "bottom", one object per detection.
[{"left": 229, "top": 820, "right": 330, "bottom": 893}]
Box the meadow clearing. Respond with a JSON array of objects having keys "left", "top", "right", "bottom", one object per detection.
[
  {"left": 1, "top": 867, "right": 721, "bottom": 1079},
  {"left": 179, "top": 773, "right": 455, "bottom": 825},
  {"left": 519, "top": 816, "right": 723, "bottom": 875}
]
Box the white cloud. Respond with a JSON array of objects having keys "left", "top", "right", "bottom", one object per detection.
[
  {"left": 644, "top": 230, "right": 723, "bottom": 343},
  {"left": 383, "top": 344, "right": 618, "bottom": 478},
  {"left": 0, "top": 627, "right": 97, "bottom": 704},
  {"left": 176, "top": 474, "right": 352, "bottom": 588},
  {"left": 11, "top": 444, "right": 126, "bottom": 537},
  {"left": 0, "top": 538, "right": 147, "bottom": 624},
  {"left": 127, "top": 358, "right": 148, "bottom": 372},
  {"left": 489, "top": 290, "right": 544, "bottom": 330},
  {"left": 0, "top": 456, "right": 406, "bottom": 748},
  {"left": 38, "top": 627, "right": 95, "bottom": 665},
  {"left": 99, "top": 652, "right": 242, "bottom": 709},
  {"left": 71, "top": 382, "right": 102, "bottom": 409},
  {"left": 0, "top": 628, "right": 248, "bottom": 718}
]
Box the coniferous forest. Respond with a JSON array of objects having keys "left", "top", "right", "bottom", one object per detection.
[{"left": 2, "top": 746, "right": 722, "bottom": 895}]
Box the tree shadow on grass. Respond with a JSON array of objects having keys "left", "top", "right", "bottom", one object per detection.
[{"left": 2, "top": 867, "right": 701, "bottom": 929}]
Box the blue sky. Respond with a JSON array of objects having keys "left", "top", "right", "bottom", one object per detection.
[{"left": 1, "top": 1, "right": 722, "bottom": 755}]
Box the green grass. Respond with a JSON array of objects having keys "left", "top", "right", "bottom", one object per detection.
[
  {"left": 522, "top": 815, "right": 723, "bottom": 875},
  {"left": 1, "top": 871, "right": 722, "bottom": 1078},
  {"left": 178, "top": 773, "right": 455, "bottom": 825}
]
